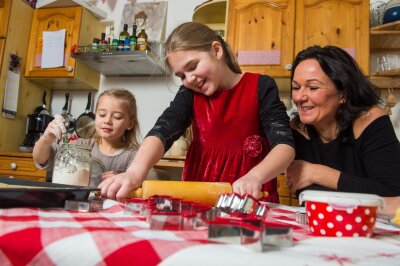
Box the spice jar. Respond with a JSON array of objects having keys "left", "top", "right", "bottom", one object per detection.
[{"left": 52, "top": 143, "right": 92, "bottom": 186}]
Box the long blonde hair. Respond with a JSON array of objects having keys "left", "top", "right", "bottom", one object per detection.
[
  {"left": 165, "top": 22, "right": 241, "bottom": 74},
  {"left": 94, "top": 88, "right": 140, "bottom": 149}
]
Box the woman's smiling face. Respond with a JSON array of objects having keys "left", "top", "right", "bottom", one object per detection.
[{"left": 291, "top": 59, "right": 344, "bottom": 130}]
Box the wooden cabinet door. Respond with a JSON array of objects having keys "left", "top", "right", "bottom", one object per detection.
[
  {"left": 295, "top": 0, "right": 369, "bottom": 74},
  {"left": 227, "top": 0, "right": 295, "bottom": 77},
  {"left": 0, "top": 0, "right": 11, "bottom": 38},
  {"left": 25, "top": 7, "right": 82, "bottom": 78}
]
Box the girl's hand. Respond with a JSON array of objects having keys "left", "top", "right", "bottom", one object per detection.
[
  {"left": 286, "top": 160, "right": 316, "bottom": 193},
  {"left": 98, "top": 169, "right": 144, "bottom": 202},
  {"left": 101, "top": 171, "right": 117, "bottom": 181},
  {"left": 232, "top": 173, "right": 264, "bottom": 199},
  {"left": 43, "top": 114, "right": 67, "bottom": 141}
]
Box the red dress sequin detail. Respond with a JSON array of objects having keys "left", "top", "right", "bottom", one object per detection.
[{"left": 183, "top": 72, "right": 278, "bottom": 203}]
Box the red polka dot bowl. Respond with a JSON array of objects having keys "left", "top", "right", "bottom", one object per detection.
[{"left": 299, "top": 190, "right": 384, "bottom": 237}]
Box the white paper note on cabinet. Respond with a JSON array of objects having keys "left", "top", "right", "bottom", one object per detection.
[{"left": 41, "top": 29, "right": 66, "bottom": 68}]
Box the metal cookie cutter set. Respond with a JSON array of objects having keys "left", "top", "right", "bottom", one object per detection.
[
  {"left": 124, "top": 193, "right": 293, "bottom": 252},
  {"left": 209, "top": 193, "right": 293, "bottom": 252},
  {"left": 124, "top": 195, "right": 214, "bottom": 230}
]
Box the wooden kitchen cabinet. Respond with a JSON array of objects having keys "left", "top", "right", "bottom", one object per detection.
[
  {"left": 227, "top": 0, "right": 295, "bottom": 77},
  {"left": 0, "top": 0, "right": 51, "bottom": 152},
  {"left": 0, "top": 0, "right": 10, "bottom": 74},
  {"left": 0, "top": 152, "right": 46, "bottom": 182},
  {"left": 0, "top": 0, "right": 11, "bottom": 38},
  {"left": 25, "top": 6, "right": 103, "bottom": 90},
  {"left": 226, "top": 0, "right": 369, "bottom": 77},
  {"left": 294, "top": 0, "right": 369, "bottom": 75},
  {"left": 277, "top": 174, "right": 299, "bottom": 206}
]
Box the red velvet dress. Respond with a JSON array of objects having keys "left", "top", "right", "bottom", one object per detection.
[{"left": 182, "top": 72, "right": 278, "bottom": 203}]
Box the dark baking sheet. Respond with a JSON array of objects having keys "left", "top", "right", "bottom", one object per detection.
[{"left": 0, "top": 177, "right": 99, "bottom": 208}]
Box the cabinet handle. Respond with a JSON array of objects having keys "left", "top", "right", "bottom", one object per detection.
[
  {"left": 10, "top": 162, "right": 17, "bottom": 170},
  {"left": 66, "top": 66, "right": 73, "bottom": 72},
  {"left": 285, "top": 64, "right": 292, "bottom": 70}
]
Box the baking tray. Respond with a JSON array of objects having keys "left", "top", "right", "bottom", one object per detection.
[{"left": 0, "top": 177, "right": 99, "bottom": 209}]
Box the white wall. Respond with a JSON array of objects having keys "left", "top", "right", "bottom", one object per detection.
[{"left": 50, "top": 0, "right": 400, "bottom": 140}]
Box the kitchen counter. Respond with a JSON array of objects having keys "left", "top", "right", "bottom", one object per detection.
[{"left": 0, "top": 201, "right": 399, "bottom": 265}]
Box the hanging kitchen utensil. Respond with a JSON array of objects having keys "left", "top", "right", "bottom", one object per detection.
[
  {"left": 76, "top": 92, "right": 96, "bottom": 139},
  {"left": 61, "top": 93, "right": 76, "bottom": 133},
  {"left": 34, "top": 91, "right": 51, "bottom": 115}
]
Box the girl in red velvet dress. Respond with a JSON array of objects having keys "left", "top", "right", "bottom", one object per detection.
[{"left": 99, "top": 22, "right": 295, "bottom": 203}]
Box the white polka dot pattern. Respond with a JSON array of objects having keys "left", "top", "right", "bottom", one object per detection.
[{"left": 305, "top": 201, "right": 377, "bottom": 237}]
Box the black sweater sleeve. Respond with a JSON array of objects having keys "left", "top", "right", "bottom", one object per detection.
[
  {"left": 338, "top": 116, "right": 400, "bottom": 196},
  {"left": 146, "top": 87, "right": 193, "bottom": 153},
  {"left": 257, "top": 75, "right": 294, "bottom": 148}
]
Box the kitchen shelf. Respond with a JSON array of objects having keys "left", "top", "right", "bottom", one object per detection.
[
  {"left": 71, "top": 50, "right": 167, "bottom": 77},
  {"left": 192, "top": 0, "right": 226, "bottom": 32},
  {"left": 370, "top": 76, "right": 400, "bottom": 89},
  {"left": 371, "top": 68, "right": 400, "bottom": 77},
  {"left": 370, "top": 21, "right": 400, "bottom": 52},
  {"left": 369, "top": 21, "right": 400, "bottom": 89}
]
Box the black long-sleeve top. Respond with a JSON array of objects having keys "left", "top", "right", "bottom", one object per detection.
[
  {"left": 293, "top": 115, "right": 400, "bottom": 197},
  {"left": 147, "top": 74, "right": 294, "bottom": 152}
]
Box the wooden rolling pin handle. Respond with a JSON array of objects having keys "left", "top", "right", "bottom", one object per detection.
[{"left": 129, "top": 188, "right": 143, "bottom": 198}]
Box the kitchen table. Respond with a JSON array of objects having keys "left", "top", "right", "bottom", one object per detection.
[{"left": 0, "top": 200, "right": 399, "bottom": 266}]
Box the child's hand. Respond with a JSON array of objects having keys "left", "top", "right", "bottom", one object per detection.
[
  {"left": 232, "top": 173, "right": 264, "bottom": 199},
  {"left": 98, "top": 169, "right": 145, "bottom": 202},
  {"left": 101, "top": 171, "right": 117, "bottom": 181},
  {"left": 43, "top": 114, "right": 67, "bottom": 141}
]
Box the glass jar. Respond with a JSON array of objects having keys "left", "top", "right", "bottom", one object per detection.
[{"left": 52, "top": 143, "right": 92, "bottom": 186}]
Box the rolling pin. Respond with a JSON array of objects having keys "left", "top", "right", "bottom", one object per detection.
[{"left": 128, "top": 180, "right": 268, "bottom": 206}]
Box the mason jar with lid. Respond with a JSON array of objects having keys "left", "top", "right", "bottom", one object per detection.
[{"left": 52, "top": 143, "right": 92, "bottom": 186}]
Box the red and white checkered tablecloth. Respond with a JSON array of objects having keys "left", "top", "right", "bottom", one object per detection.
[
  {"left": 0, "top": 200, "right": 208, "bottom": 266},
  {"left": 1, "top": 201, "right": 399, "bottom": 266}
]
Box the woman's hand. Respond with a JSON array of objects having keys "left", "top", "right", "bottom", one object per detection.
[
  {"left": 286, "top": 160, "right": 340, "bottom": 193},
  {"left": 286, "top": 160, "right": 317, "bottom": 193},
  {"left": 98, "top": 169, "right": 145, "bottom": 202},
  {"left": 43, "top": 114, "right": 67, "bottom": 141},
  {"left": 232, "top": 173, "right": 264, "bottom": 199}
]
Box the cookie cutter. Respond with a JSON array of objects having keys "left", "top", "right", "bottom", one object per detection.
[
  {"left": 124, "top": 195, "right": 213, "bottom": 230},
  {"left": 65, "top": 197, "right": 104, "bottom": 212},
  {"left": 215, "top": 193, "right": 269, "bottom": 218},
  {"left": 208, "top": 215, "right": 293, "bottom": 252},
  {"left": 208, "top": 193, "right": 293, "bottom": 251}
]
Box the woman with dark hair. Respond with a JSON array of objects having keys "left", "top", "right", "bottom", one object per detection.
[{"left": 286, "top": 45, "right": 400, "bottom": 197}]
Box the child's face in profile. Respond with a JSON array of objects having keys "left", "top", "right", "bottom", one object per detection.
[{"left": 95, "top": 95, "right": 133, "bottom": 144}]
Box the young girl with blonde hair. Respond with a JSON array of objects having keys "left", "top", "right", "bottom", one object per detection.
[{"left": 33, "top": 88, "right": 140, "bottom": 186}]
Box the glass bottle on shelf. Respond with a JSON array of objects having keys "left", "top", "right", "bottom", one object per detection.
[
  {"left": 119, "top": 24, "right": 130, "bottom": 40},
  {"left": 130, "top": 24, "right": 138, "bottom": 51},
  {"left": 100, "top": 32, "right": 107, "bottom": 51},
  {"left": 137, "top": 28, "right": 148, "bottom": 51},
  {"left": 106, "top": 26, "right": 117, "bottom": 51},
  {"left": 119, "top": 23, "right": 130, "bottom": 51},
  {"left": 91, "top": 38, "right": 100, "bottom": 52}
]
